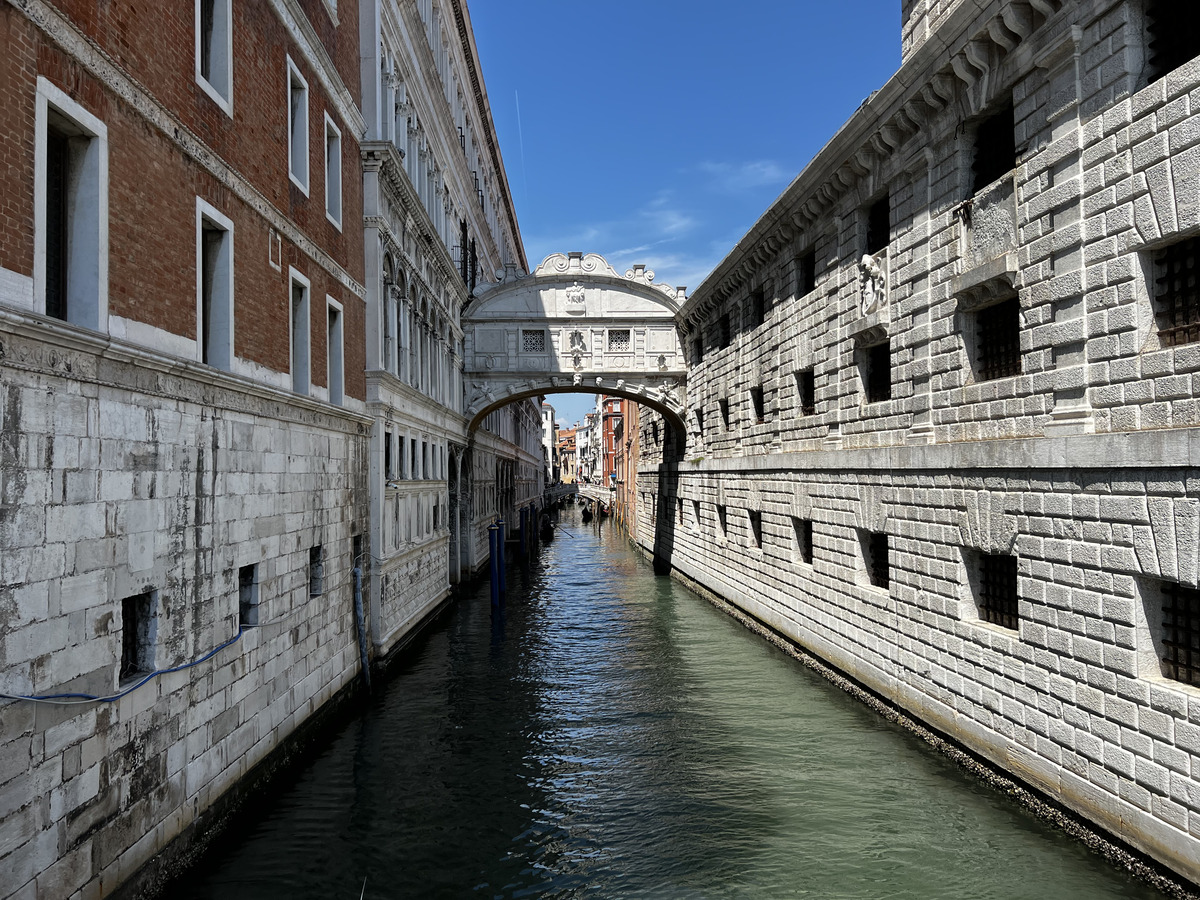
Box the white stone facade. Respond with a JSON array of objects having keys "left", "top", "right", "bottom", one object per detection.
[{"left": 636, "top": 0, "right": 1200, "bottom": 886}]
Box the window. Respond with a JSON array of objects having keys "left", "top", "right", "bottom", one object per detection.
[
  {"left": 972, "top": 552, "right": 1019, "bottom": 630},
  {"left": 793, "top": 518, "right": 813, "bottom": 565},
  {"left": 717, "top": 504, "right": 728, "bottom": 536},
  {"left": 196, "top": 0, "right": 233, "bottom": 113},
  {"left": 308, "top": 545, "right": 324, "bottom": 596},
  {"left": 972, "top": 101, "right": 1015, "bottom": 193},
  {"left": 796, "top": 368, "right": 816, "bottom": 416},
  {"left": 324, "top": 114, "right": 342, "bottom": 228},
  {"left": 522, "top": 329, "right": 546, "bottom": 353},
  {"left": 238, "top": 564, "right": 259, "bottom": 628},
  {"left": 719, "top": 398, "right": 731, "bottom": 429},
  {"left": 691, "top": 499, "right": 701, "bottom": 532},
  {"left": 677, "top": 498, "right": 685, "bottom": 525},
  {"left": 748, "top": 510, "right": 762, "bottom": 548},
  {"left": 693, "top": 335, "right": 704, "bottom": 364},
  {"left": 1146, "top": 0, "right": 1199, "bottom": 83},
  {"left": 289, "top": 269, "right": 311, "bottom": 394},
  {"left": 718, "top": 314, "right": 731, "bottom": 349},
  {"left": 695, "top": 407, "right": 705, "bottom": 434},
  {"left": 862, "top": 530, "right": 889, "bottom": 590},
  {"left": 797, "top": 250, "right": 816, "bottom": 296},
  {"left": 866, "top": 194, "right": 890, "bottom": 255},
  {"left": 120, "top": 590, "right": 157, "bottom": 682},
  {"left": 607, "top": 329, "right": 631, "bottom": 352},
  {"left": 384, "top": 430, "right": 394, "bottom": 479},
  {"left": 287, "top": 57, "right": 309, "bottom": 192},
  {"left": 327, "top": 298, "right": 344, "bottom": 405},
  {"left": 971, "top": 297, "right": 1021, "bottom": 380},
  {"left": 196, "top": 199, "right": 233, "bottom": 370},
  {"left": 1152, "top": 235, "right": 1200, "bottom": 346},
  {"left": 747, "top": 288, "right": 765, "bottom": 329},
  {"left": 1158, "top": 583, "right": 1200, "bottom": 685},
  {"left": 750, "top": 386, "right": 765, "bottom": 424},
  {"left": 860, "top": 342, "right": 891, "bottom": 403},
  {"left": 35, "top": 77, "right": 108, "bottom": 331}
]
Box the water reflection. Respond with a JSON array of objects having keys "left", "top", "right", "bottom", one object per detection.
[{"left": 168, "top": 508, "right": 1167, "bottom": 900}]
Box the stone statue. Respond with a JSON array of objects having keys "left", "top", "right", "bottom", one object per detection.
[{"left": 859, "top": 254, "right": 884, "bottom": 316}]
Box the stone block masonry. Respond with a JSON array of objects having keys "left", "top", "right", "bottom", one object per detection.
[{"left": 635, "top": 0, "right": 1200, "bottom": 888}]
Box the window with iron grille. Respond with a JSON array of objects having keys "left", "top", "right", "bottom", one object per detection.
[
  {"left": 976, "top": 553, "right": 1019, "bottom": 630},
  {"left": 861, "top": 342, "right": 891, "bottom": 404},
  {"left": 120, "top": 591, "right": 156, "bottom": 682},
  {"left": 975, "top": 297, "right": 1022, "bottom": 380},
  {"left": 1160, "top": 583, "right": 1200, "bottom": 686},
  {"left": 747, "top": 289, "right": 765, "bottom": 329},
  {"left": 972, "top": 101, "right": 1016, "bottom": 193},
  {"left": 750, "top": 386, "right": 765, "bottom": 424},
  {"left": 796, "top": 368, "right": 816, "bottom": 416},
  {"left": 866, "top": 194, "right": 890, "bottom": 255},
  {"left": 1146, "top": 0, "right": 1198, "bottom": 83},
  {"left": 522, "top": 329, "right": 546, "bottom": 353},
  {"left": 1153, "top": 236, "right": 1200, "bottom": 346},
  {"left": 607, "top": 329, "right": 631, "bottom": 352},
  {"left": 797, "top": 250, "right": 816, "bottom": 296},
  {"left": 793, "top": 517, "right": 813, "bottom": 564},
  {"left": 718, "top": 314, "right": 731, "bottom": 349},
  {"left": 748, "top": 510, "right": 762, "bottom": 548},
  {"left": 862, "top": 530, "right": 889, "bottom": 589}
]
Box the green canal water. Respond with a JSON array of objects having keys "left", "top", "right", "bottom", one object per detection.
[{"left": 169, "top": 507, "right": 1169, "bottom": 899}]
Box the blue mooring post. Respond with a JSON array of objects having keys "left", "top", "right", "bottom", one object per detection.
[
  {"left": 488, "top": 522, "right": 501, "bottom": 607},
  {"left": 497, "top": 518, "right": 507, "bottom": 597},
  {"left": 519, "top": 507, "right": 527, "bottom": 557}
]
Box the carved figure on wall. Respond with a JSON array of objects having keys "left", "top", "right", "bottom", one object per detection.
[
  {"left": 569, "top": 330, "right": 586, "bottom": 352},
  {"left": 573, "top": 371, "right": 583, "bottom": 386},
  {"left": 858, "top": 254, "right": 885, "bottom": 316},
  {"left": 565, "top": 282, "right": 586, "bottom": 314}
]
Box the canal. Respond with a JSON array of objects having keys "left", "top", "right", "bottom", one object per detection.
[{"left": 169, "top": 507, "right": 1169, "bottom": 899}]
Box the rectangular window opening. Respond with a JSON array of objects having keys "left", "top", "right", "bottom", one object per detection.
[
  {"left": 719, "top": 398, "right": 731, "bottom": 429},
  {"left": 748, "top": 509, "right": 762, "bottom": 548},
  {"left": 197, "top": 203, "right": 233, "bottom": 370},
  {"left": 1153, "top": 235, "right": 1200, "bottom": 347},
  {"left": 238, "top": 564, "right": 259, "bottom": 628},
  {"left": 750, "top": 386, "right": 765, "bottom": 424},
  {"left": 692, "top": 335, "right": 704, "bottom": 364},
  {"left": 290, "top": 272, "right": 311, "bottom": 394},
  {"left": 972, "top": 296, "right": 1022, "bottom": 380},
  {"left": 384, "top": 430, "right": 394, "bottom": 480},
  {"left": 1147, "top": 0, "right": 1199, "bottom": 83},
  {"left": 308, "top": 545, "right": 324, "bottom": 596},
  {"left": 793, "top": 518, "right": 813, "bottom": 565},
  {"left": 1159, "top": 582, "right": 1200, "bottom": 686},
  {"left": 747, "top": 289, "right": 765, "bottom": 329},
  {"left": 866, "top": 194, "right": 890, "bottom": 255},
  {"left": 607, "top": 328, "right": 631, "bottom": 352},
  {"left": 691, "top": 499, "right": 701, "bottom": 531},
  {"left": 287, "top": 58, "right": 309, "bottom": 191},
  {"left": 797, "top": 250, "right": 816, "bottom": 296},
  {"left": 717, "top": 504, "right": 727, "bottom": 536},
  {"left": 718, "top": 313, "right": 731, "bottom": 349},
  {"left": 796, "top": 368, "right": 816, "bottom": 416},
  {"left": 522, "top": 329, "right": 546, "bottom": 353},
  {"left": 196, "top": 0, "right": 232, "bottom": 110},
  {"left": 976, "top": 552, "right": 1019, "bottom": 630},
  {"left": 972, "top": 101, "right": 1016, "bottom": 193},
  {"left": 861, "top": 342, "right": 891, "bottom": 404},
  {"left": 862, "top": 530, "right": 890, "bottom": 590},
  {"left": 324, "top": 115, "right": 343, "bottom": 228},
  {"left": 120, "top": 590, "right": 157, "bottom": 682},
  {"left": 327, "top": 300, "right": 344, "bottom": 405}
]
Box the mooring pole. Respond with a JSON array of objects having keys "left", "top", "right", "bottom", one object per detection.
[
  {"left": 488, "top": 522, "right": 501, "bottom": 607},
  {"left": 519, "top": 507, "right": 527, "bottom": 557},
  {"left": 497, "top": 518, "right": 507, "bottom": 597}
]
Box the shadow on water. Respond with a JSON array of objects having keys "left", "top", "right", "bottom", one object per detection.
[{"left": 164, "top": 508, "right": 1174, "bottom": 900}]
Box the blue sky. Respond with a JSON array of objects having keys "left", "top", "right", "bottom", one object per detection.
[{"left": 469, "top": 2, "right": 901, "bottom": 426}]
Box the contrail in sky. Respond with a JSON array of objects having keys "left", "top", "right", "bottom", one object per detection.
[{"left": 515, "top": 90, "right": 529, "bottom": 217}]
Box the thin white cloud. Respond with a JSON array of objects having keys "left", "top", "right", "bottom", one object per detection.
[{"left": 697, "top": 160, "right": 791, "bottom": 193}]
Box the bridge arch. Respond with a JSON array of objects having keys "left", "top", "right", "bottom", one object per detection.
[{"left": 462, "top": 252, "right": 689, "bottom": 436}]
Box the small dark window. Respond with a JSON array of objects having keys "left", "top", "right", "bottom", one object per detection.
[
  {"left": 677, "top": 498, "right": 685, "bottom": 525},
  {"left": 977, "top": 553, "right": 1019, "bottom": 630},
  {"left": 862, "top": 342, "right": 891, "bottom": 404},
  {"left": 1160, "top": 583, "right": 1200, "bottom": 686},
  {"left": 748, "top": 289, "right": 765, "bottom": 329},
  {"left": 695, "top": 407, "right": 705, "bottom": 434},
  {"left": 748, "top": 510, "right": 762, "bottom": 548},
  {"left": 863, "top": 531, "right": 889, "bottom": 590},
  {"left": 308, "top": 545, "right": 324, "bottom": 596},
  {"left": 717, "top": 504, "right": 727, "bottom": 535},
  {"left": 972, "top": 102, "right": 1016, "bottom": 193},
  {"left": 45, "top": 128, "right": 70, "bottom": 322},
  {"left": 199, "top": 0, "right": 216, "bottom": 82},
  {"left": 1147, "top": 0, "right": 1199, "bottom": 82},
  {"left": 797, "top": 250, "right": 816, "bottom": 296},
  {"left": 796, "top": 368, "right": 816, "bottom": 416},
  {"left": 976, "top": 297, "right": 1022, "bottom": 380},
  {"left": 384, "top": 431, "right": 393, "bottom": 479},
  {"left": 793, "top": 518, "right": 813, "bottom": 564},
  {"left": 120, "top": 591, "right": 156, "bottom": 681},
  {"left": 866, "top": 194, "right": 890, "bottom": 255},
  {"left": 718, "top": 314, "right": 731, "bottom": 349},
  {"left": 693, "top": 335, "right": 704, "bottom": 363},
  {"left": 719, "top": 398, "right": 731, "bottom": 429},
  {"left": 750, "top": 386, "right": 765, "bottom": 424},
  {"left": 239, "top": 564, "right": 259, "bottom": 628},
  {"left": 1153, "top": 235, "right": 1200, "bottom": 346},
  {"left": 692, "top": 499, "right": 701, "bottom": 529}
]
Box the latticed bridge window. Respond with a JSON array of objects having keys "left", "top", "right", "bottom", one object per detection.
[
  {"left": 977, "top": 553, "right": 1019, "bottom": 630},
  {"left": 522, "top": 329, "right": 546, "bottom": 353},
  {"left": 1153, "top": 236, "right": 1200, "bottom": 347},
  {"left": 607, "top": 329, "right": 631, "bottom": 352},
  {"left": 1160, "top": 583, "right": 1200, "bottom": 687}
]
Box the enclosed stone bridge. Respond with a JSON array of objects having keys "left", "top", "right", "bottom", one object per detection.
[{"left": 462, "top": 252, "right": 689, "bottom": 433}]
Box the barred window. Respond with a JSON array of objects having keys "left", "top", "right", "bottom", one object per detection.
[
  {"left": 975, "top": 297, "right": 1022, "bottom": 380},
  {"left": 522, "top": 329, "right": 546, "bottom": 353},
  {"left": 796, "top": 368, "right": 816, "bottom": 416},
  {"left": 607, "top": 329, "right": 631, "bottom": 352},
  {"left": 1160, "top": 583, "right": 1200, "bottom": 686},
  {"left": 977, "top": 553, "right": 1019, "bottom": 630},
  {"left": 862, "top": 530, "right": 889, "bottom": 590},
  {"left": 1153, "top": 236, "right": 1200, "bottom": 347}
]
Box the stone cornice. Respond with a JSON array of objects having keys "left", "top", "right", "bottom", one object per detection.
[
  {"left": 11, "top": 0, "right": 367, "bottom": 300},
  {"left": 680, "top": 0, "right": 1068, "bottom": 327}
]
